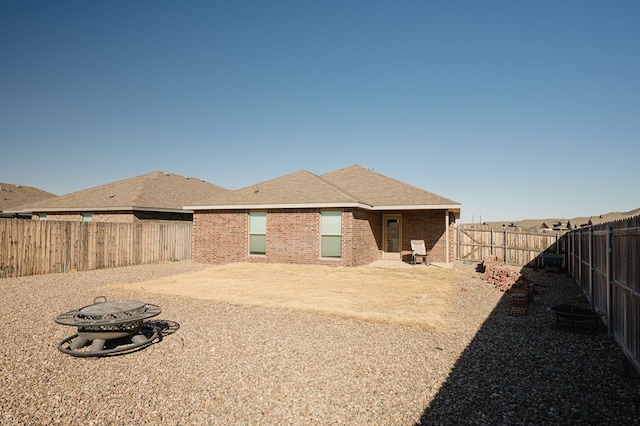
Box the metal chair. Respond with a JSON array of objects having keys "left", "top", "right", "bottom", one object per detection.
[{"left": 410, "top": 240, "right": 430, "bottom": 265}]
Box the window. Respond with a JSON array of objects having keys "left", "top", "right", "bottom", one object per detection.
[
  {"left": 321, "top": 211, "right": 342, "bottom": 258},
  {"left": 249, "top": 212, "right": 266, "bottom": 255},
  {"left": 81, "top": 213, "right": 93, "bottom": 222},
  {"left": 37, "top": 214, "right": 47, "bottom": 221}
]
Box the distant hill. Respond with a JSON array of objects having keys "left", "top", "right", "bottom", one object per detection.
[
  {"left": 0, "top": 183, "right": 56, "bottom": 213},
  {"left": 464, "top": 207, "right": 640, "bottom": 231}
]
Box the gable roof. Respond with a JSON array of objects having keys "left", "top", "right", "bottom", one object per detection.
[
  {"left": 9, "top": 171, "right": 227, "bottom": 214},
  {"left": 0, "top": 183, "right": 56, "bottom": 212},
  {"left": 186, "top": 165, "right": 461, "bottom": 216},
  {"left": 321, "top": 165, "right": 460, "bottom": 209},
  {"left": 186, "top": 170, "right": 366, "bottom": 209},
  {"left": 481, "top": 207, "right": 640, "bottom": 230}
]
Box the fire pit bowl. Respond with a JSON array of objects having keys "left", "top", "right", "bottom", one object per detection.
[
  {"left": 547, "top": 303, "right": 603, "bottom": 331},
  {"left": 55, "top": 296, "right": 162, "bottom": 358}
]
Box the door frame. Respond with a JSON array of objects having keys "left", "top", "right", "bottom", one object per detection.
[{"left": 382, "top": 214, "right": 402, "bottom": 259}]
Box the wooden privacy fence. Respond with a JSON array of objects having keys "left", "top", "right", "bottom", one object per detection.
[
  {"left": 456, "top": 225, "right": 565, "bottom": 267},
  {"left": 0, "top": 219, "right": 192, "bottom": 278},
  {"left": 566, "top": 215, "right": 640, "bottom": 373}
]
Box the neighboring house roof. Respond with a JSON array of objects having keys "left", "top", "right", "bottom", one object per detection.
[
  {"left": 476, "top": 207, "right": 640, "bottom": 230},
  {"left": 0, "top": 183, "right": 56, "bottom": 212},
  {"left": 511, "top": 219, "right": 546, "bottom": 230},
  {"left": 591, "top": 211, "right": 632, "bottom": 225},
  {"left": 9, "top": 171, "right": 227, "bottom": 214},
  {"left": 570, "top": 217, "right": 592, "bottom": 228},
  {"left": 186, "top": 165, "right": 461, "bottom": 216}
]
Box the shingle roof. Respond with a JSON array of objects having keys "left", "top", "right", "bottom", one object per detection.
[
  {"left": 187, "top": 170, "right": 363, "bottom": 208},
  {"left": 321, "top": 165, "right": 460, "bottom": 208},
  {"left": 187, "top": 165, "right": 461, "bottom": 214},
  {"left": 481, "top": 208, "right": 640, "bottom": 230},
  {"left": 0, "top": 183, "right": 56, "bottom": 212},
  {"left": 10, "top": 171, "right": 227, "bottom": 213}
]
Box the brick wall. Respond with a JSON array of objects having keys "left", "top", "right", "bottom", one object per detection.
[
  {"left": 31, "top": 211, "right": 192, "bottom": 223},
  {"left": 193, "top": 210, "right": 247, "bottom": 264},
  {"left": 263, "top": 209, "right": 321, "bottom": 264},
  {"left": 33, "top": 211, "right": 137, "bottom": 223},
  {"left": 192, "top": 208, "right": 457, "bottom": 266},
  {"left": 401, "top": 210, "right": 456, "bottom": 263},
  {"left": 351, "top": 209, "right": 381, "bottom": 265}
]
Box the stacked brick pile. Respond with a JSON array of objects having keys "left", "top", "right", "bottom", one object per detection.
[
  {"left": 480, "top": 255, "right": 532, "bottom": 316},
  {"left": 481, "top": 255, "right": 521, "bottom": 291}
]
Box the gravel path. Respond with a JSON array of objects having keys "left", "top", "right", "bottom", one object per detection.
[{"left": 1, "top": 261, "right": 638, "bottom": 425}]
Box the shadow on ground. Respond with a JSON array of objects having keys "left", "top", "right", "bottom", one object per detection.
[{"left": 417, "top": 267, "right": 640, "bottom": 425}]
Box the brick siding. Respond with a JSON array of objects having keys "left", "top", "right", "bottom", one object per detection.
[
  {"left": 32, "top": 211, "right": 192, "bottom": 223},
  {"left": 193, "top": 208, "right": 457, "bottom": 267}
]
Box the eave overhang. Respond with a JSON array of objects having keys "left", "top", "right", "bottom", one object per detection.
[
  {"left": 184, "top": 202, "right": 372, "bottom": 210},
  {"left": 9, "top": 206, "right": 191, "bottom": 214},
  {"left": 186, "top": 202, "right": 461, "bottom": 218}
]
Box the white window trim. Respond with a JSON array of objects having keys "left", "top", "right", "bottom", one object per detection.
[
  {"left": 320, "top": 210, "right": 342, "bottom": 259},
  {"left": 248, "top": 211, "right": 267, "bottom": 255}
]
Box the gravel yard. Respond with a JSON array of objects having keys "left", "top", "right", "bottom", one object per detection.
[{"left": 1, "top": 260, "right": 638, "bottom": 425}]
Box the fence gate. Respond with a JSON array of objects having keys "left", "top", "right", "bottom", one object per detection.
[{"left": 457, "top": 225, "right": 564, "bottom": 267}]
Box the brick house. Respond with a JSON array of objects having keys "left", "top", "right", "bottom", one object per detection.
[
  {"left": 187, "top": 165, "right": 461, "bottom": 267},
  {"left": 0, "top": 183, "right": 56, "bottom": 218},
  {"left": 10, "top": 171, "right": 227, "bottom": 223}
]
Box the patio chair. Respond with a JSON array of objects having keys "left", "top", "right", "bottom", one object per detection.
[{"left": 411, "top": 240, "right": 430, "bottom": 265}]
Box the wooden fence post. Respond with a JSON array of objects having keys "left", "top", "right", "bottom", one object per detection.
[
  {"left": 504, "top": 229, "right": 508, "bottom": 265},
  {"left": 578, "top": 229, "right": 583, "bottom": 287},
  {"left": 491, "top": 229, "right": 494, "bottom": 256},
  {"left": 606, "top": 225, "right": 613, "bottom": 339},
  {"left": 589, "top": 227, "right": 594, "bottom": 310}
]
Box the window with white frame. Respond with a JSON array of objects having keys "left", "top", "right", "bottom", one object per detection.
[
  {"left": 37, "top": 213, "right": 47, "bottom": 221},
  {"left": 320, "top": 211, "right": 342, "bottom": 258},
  {"left": 249, "top": 212, "right": 266, "bottom": 255},
  {"left": 81, "top": 213, "right": 93, "bottom": 222}
]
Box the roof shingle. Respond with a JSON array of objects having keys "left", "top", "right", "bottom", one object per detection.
[
  {"left": 321, "top": 165, "right": 460, "bottom": 207},
  {"left": 0, "top": 183, "right": 56, "bottom": 212},
  {"left": 11, "top": 171, "right": 227, "bottom": 213},
  {"left": 188, "top": 165, "right": 461, "bottom": 212}
]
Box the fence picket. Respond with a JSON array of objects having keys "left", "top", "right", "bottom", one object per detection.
[
  {"left": 0, "top": 219, "right": 192, "bottom": 279},
  {"left": 566, "top": 215, "right": 640, "bottom": 375},
  {"left": 456, "top": 225, "right": 564, "bottom": 267}
]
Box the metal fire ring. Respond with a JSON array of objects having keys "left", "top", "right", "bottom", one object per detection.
[{"left": 54, "top": 296, "right": 162, "bottom": 358}]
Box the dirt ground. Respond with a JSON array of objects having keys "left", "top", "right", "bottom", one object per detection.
[{"left": 104, "top": 262, "right": 462, "bottom": 330}]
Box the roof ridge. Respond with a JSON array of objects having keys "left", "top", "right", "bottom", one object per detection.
[
  {"left": 135, "top": 171, "right": 165, "bottom": 206},
  {"left": 313, "top": 173, "right": 363, "bottom": 204}
]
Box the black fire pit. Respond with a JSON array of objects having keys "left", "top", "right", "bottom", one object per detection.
[
  {"left": 55, "top": 296, "right": 162, "bottom": 358},
  {"left": 547, "top": 303, "right": 603, "bottom": 331}
]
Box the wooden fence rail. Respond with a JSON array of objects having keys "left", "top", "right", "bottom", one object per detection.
[
  {"left": 0, "top": 219, "right": 192, "bottom": 278},
  {"left": 566, "top": 215, "right": 640, "bottom": 374},
  {"left": 456, "top": 225, "right": 565, "bottom": 267}
]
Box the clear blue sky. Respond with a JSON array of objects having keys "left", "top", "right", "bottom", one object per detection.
[{"left": 1, "top": 1, "right": 638, "bottom": 223}]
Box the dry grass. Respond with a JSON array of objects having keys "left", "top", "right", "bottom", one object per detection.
[{"left": 104, "top": 263, "right": 464, "bottom": 330}]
